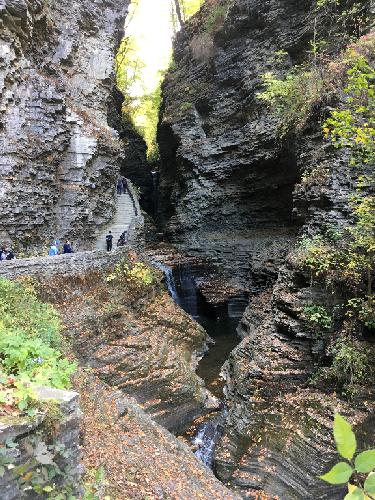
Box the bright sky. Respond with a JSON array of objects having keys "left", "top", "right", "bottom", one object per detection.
[{"left": 126, "top": 0, "right": 175, "bottom": 97}]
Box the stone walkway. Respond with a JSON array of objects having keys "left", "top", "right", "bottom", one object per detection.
[{"left": 94, "top": 190, "right": 137, "bottom": 251}]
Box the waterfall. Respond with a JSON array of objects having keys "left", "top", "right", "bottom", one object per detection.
[
  {"left": 153, "top": 262, "right": 180, "bottom": 305},
  {"left": 192, "top": 411, "right": 227, "bottom": 468}
]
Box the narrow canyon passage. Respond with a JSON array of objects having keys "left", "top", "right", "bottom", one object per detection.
[
  {"left": 154, "top": 261, "right": 248, "bottom": 466},
  {"left": 1, "top": 0, "right": 374, "bottom": 498}
]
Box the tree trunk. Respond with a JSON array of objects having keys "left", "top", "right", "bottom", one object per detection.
[{"left": 173, "top": 0, "right": 184, "bottom": 28}]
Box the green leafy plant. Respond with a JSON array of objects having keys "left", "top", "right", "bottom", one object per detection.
[
  {"left": 303, "top": 304, "right": 333, "bottom": 330},
  {"left": 320, "top": 413, "right": 375, "bottom": 499},
  {"left": 83, "top": 467, "right": 110, "bottom": 500},
  {"left": 0, "top": 279, "right": 76, "bottom": 412},
  {"left": 323, "top": 54, "right": 375, "bottom": 166},
  {"left": 311, "top": 332, "right": 373, "bottom": 395},
  {"left": 107, "top": 260, "right": 156, "bottom": 287}
]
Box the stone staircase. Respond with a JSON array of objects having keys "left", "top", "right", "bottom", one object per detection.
[{"left": 94, "top": 191, "right": 137, "bottom": 251}]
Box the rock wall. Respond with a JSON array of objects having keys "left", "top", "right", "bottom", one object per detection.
[
  {"left": 0, "top": 0, "right": 138, "bottom": 252},
  {"left": 157, "top": 0, "right": 372, "bottom": 290},
  {"left": 76, "top": 372, "right": 239, "bottom": 499},
  {"left": 0, "top": 387, "right": 81, "bottom": 500},
  {"left": 157, "top": 0, "right": 375, "bottom": 498}
]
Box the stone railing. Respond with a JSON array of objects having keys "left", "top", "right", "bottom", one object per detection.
[
  {"left": 0, "top": 387, "right": 81, "bottom": 500},
  {"left": 0, "top": 247, "right": 130, "bottom": 280}
]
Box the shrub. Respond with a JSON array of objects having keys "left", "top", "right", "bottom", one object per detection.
[
  {"left": 297, "top": 236, "right": 337, "bottom": 278},
  {"left": 0, "top": 279, "right": 76, "bottom": 413},
  {"left": 106, "top": 260, "right": 156, "bottom": 288},
  {"left": 303, "top": 304, "right": 333, "bottom": 330},
  {"left": 314, "top": 334, "right": 373, "bottom": 392},
  {"left": 256, "top": 66, "right": 328, "bottom": 134},
  {"left": 204, "top": 1, "right": 231, "bottom": 34},
  {"left": 347, "top": 297, "right": 375, "bottom": 329},
  {"left": 323, "top": 53, "right": 375, "bottom": 166},
  {"left": 0, "top": 278, "right": 61, "bottom": 347}
]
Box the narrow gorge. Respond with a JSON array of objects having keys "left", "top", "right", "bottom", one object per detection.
[{"left": 0, "top": 0, "right": 374, "bottom": 499}]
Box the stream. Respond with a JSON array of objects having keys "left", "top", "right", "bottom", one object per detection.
[{"left": 156, "top": 262, "right": 247, "bottom": 468}]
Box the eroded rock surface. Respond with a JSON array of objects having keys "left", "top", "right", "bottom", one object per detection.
[
  {"left": 31, "top": 250, "right": 216, "bottom": 434},
  {"left": 157, "top": 0, "right": 374, "bottom": 498},
  {"left": 0, "top": 0, "right": 139, "bottom": 251},
  {"left": 76, "top": 372, "right": 239, "bottom": 500}
]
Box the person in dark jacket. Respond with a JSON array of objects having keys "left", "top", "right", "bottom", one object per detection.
[
  {"left": 63, "top": 240, "right": 73, "bottom": 254},
  {"left": 122, "top": 177, "right": 128, "bottom": 194},
  {"left": 5, "top": 250, "right": 15, "bottom": 260},
  {"left": 117, "top": 231, "right": 127, "bottom": 247},
  {"left": 0, "top": 247, "right": 6, "bottom": 261},
  {"left": 117, "top": 178, "right": 123, "bottom": 195},
  {"left": 106, "top": 231, "right": 113, "bottom": 251}
]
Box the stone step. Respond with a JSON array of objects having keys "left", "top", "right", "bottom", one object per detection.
[{"left": 94, "top": 192, "right": 137, "bottom": 251}]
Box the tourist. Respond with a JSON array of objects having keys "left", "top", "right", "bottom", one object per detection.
[
  {"left": 117, "top": 231, "right": 127, "bottom": 247},
  {"left": 0, "top": 247, "right": 7, "bottom": 261},
  {"left": 122, "top": 177, "right": 128, "bottom": 194},
  {"left": 106, "top": 231, "right": 113, "bottom": 252},
  {"left": 5, "top": 249, "right": 15, "bottom": 260},
  {"left": 48, "top": 243, "right": 59, "bottom": 256},
  {"left": 117, "top": 178, "right": 123, "bottom": 195},
  {"left": 63, "top": 240, "right": 73, "bottom": 254}
]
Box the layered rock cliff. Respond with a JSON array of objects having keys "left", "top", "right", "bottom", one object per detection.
[
  {"left": 0, "top": 0, "right": 149, "bottom": 252},
  {"left": 158, "top": 0, "right": 374, "bottom": 497}
]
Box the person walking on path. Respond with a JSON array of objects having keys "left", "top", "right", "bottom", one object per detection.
[
  {"left": 106, "top": 231, "right": 113, "bottom": 252},
  {"left": 117, "top": 231, "right": 127, "bottom": 247},
  {"left": 48, "top": 243, "right": 59, "bottom": 256},
  {"left": 122, "top": 177, "right": 128, "bottom": 195},
  {"left": 63, "top": 240, "right": 73, "bottom": 254},
  {"left": 5, "top": 249, "right": 15, "bottom": 260},
  {"left": 117, "top": 178, "right": 123, "bottom": 195},
  {"left": 0, "top": 247, "right": 7, "bottom": 261}
]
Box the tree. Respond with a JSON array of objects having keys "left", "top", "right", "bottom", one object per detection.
[{"left": 172, "top": 0, "right": 184, "bottom": 28}]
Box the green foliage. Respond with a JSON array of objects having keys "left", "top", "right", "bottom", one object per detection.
[
  {"left": 303, "top": 304, "right": 333, "bottom": 330},
  {"left": 204, "top": 1, "right": 230, "bottom": 34},
  {"left": 256, "top": 66, "right": 327, "bottom": 134},
  {"left": 334, "top": 413, "right": 357, "bottom": 460},
  {"left": 180, "top": 0, "right": 205, "bottom": 19},
  {"left": 347, "top": 297, "right": 375, "bottom": 329},
  {"left": 83, "top": 467, "right": 108, "bottom": 500},
  {"left": 296, "top": 43, "right": 375, "bottom": 347},
  {"left": 180, "top": 101, "right": 193, "bottom": 112},
  {"left": 129, "top": 84, "right": 162, "bottom": 162},
  {"left": 107, "top": 260, "right": 156, "bottom": 288},
  {"left": 320, "top": 413, "right": 375, "bottom": 499},
  {"left": 115, "top": 0, "right": 205, "bottom": 159},
  {"left": 297, "top": 236, "right": 337, "bottom": 277},
  {"left": 316, "top": 335, "right": 373, "bottom": 390},
  {"left": 323, "top": 54, "right": 375, "bottom": 166},
  {"left": 0, "top": 279, "right": 76, "bottom": 412},
  {"left": 0, "top": 277, "right": 60, "bottom": 347}
]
